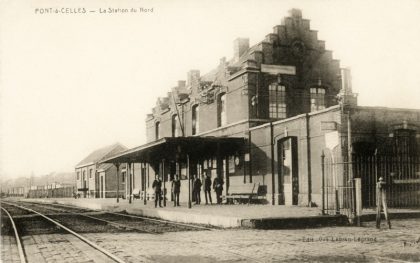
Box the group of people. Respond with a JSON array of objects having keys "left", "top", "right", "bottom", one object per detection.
[{"left": 151, "top": 173, "right": 224, "bottom": 208}]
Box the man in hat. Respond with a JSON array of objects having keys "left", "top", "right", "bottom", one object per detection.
[
  {"left": 152, "top": 174, "right": 163, "bottom": 208},
  {"left": 203, "top": 173, "right": 212, "bottom": 205},
  {"left": 171, "top": 174, "right": 181, "bottom": 206}
]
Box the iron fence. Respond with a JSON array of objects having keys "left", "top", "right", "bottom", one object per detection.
[
  {"left": 322, "top": 153, "right": 420, "bottom": 216},
  {"left": 353, "top": 154, "right": 420, "bottom": 208},
  {"left": 322, "top": 154, "right": 355, "bottom": 218}
]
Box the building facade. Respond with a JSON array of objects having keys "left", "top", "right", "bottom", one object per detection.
[
  {"left": 75, "top": 143, "right": 127, "bottom": 198},
  {"left": 102, "top": 9, "right": 420, "bottom": 210}
]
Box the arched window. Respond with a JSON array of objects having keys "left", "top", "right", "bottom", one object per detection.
[
  {"left": 217, "top": 93, "right": 227, "bottom": 127},
  {"left": 393, "top": 129, "right": 417, "bottom": 156},
  {"left": 155, "top": 122, "right": 160, "bottom": 140},
  {"left": 192, "top": 105, "right": 199, "bottom": 135},
  {"left": 269, "top": 83, "right": 287, "bottom": 119},
  {"left": 171, "top": 115, "right": 178, "bottom": 137},
  {"left": 82, "top": 171, "right": 86, "bottom": 188},
  {"left": 310, "top": 87, "right": 326, "bottom": 112}
]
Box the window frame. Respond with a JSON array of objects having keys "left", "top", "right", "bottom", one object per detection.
[
  {"left": 171, "top": 114, "right": 178, "bottom": 137},
  {"left": 217, "top": 93, "right": 227, "bottom": 127},
  {"left": 268, "top": 83, "right": 287, "bottom": 119},
  {"left": 310, "top": 87, "right": 326, "bottom": 112},
  {"left": 155, "top": 121, "right": 160, "bottom": 140},
  {"left": 192, "top": 104, "right": 199, "bottom": 135}
]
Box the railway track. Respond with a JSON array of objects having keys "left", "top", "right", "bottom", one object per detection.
[
  {"left": 22, "top": 201, "right": 214, "bottom": 232},
  {"left": 1, "top": 200, "right": 212, "bottom": 263},
  {"left": 1, "top": 201, "right": 127, "bottom": 263},
  {"left": 1, "top": 206, "right": 26, "bottom": 263}
]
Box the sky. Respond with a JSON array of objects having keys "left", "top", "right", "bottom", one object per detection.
[{"left": 1, "top": 0, "right": 420, "bottom": 179}]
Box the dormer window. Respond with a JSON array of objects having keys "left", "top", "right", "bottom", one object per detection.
[
  {"left": 192, "top": 105, "right": 199, "bottom": 135},
  {"left": 172, "top": 115, "right": 179, "bottom": 137},
  {"left": 269, "top": 83, "right": 287, "bottom": 119},
  {"left": 155, "top": 122, "right": 160, "bottom": 140},
  {"left": 310, "top": 87, "right": 325, "bottom": 112},
  {"left": 217, "top": 93, "right": 227, "bottom": 127}
]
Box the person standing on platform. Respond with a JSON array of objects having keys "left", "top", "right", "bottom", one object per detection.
[
  {"left": 204, "top": 173, "right": 212, "bottom": 205},
  {"left": 193, "top": 175, "right": 202, "bottom": 205},
  {"left": 213, "top": 176, "right": 224, "bottom": 204},
  {"left": 172, "top": 174, "right": 181, "bottom": 207},
  {"left": 152, "top": 174, "right": 163, "bottom": 208}
]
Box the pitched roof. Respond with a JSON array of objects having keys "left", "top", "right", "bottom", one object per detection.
[
  {"left": 97, "top": 163, "right": 114, "bottom": 172},
  {"left": 76, "top": 143, "right": 128, "bottom": 168}
]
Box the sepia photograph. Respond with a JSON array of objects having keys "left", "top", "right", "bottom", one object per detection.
[{"left": 1, "top": 0, "right": 420, "bottom": 262}]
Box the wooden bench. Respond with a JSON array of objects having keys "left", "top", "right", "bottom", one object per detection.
[
  {"left": 226, "top": 183, "right": 259, "bottom": 204},
  {"left": 132, "top": 188, "right": 141, "bottom": 199}
]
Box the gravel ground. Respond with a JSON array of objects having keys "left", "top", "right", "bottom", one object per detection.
[
  {"left": 2, "top": 217, "right": 420, "bottom": 262},
  {"left": 1, "top": 203, "right": 36, "bottom": 216},
  {"left": 2, "top": 201, "right": 420, "bottom": 262},
  {"left": 84, "top": 218, "right": 420, "bottom": 263}
]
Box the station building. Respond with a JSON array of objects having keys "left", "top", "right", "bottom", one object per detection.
[
  {"left": 75, "top": 143, "right": 127, "bottom": 198},
  {"left": 101, "top": 9, "right": 420, "bottom": 210}
]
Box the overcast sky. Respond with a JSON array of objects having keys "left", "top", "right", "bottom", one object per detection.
[{"left": 1, "top": 0, "right": 420, "bottom": 178}]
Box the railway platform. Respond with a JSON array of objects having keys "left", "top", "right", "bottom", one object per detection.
[
  {"left": 20, "top": 198, "right": 347, "bottom": 228},
  {"left": 19, "top": 198, "right": 420, "bottom": 228}
]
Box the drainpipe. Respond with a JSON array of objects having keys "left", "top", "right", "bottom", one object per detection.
[
  {"left": 270, "top": 122, "right": 275, "bottom": 205},
  {"left": 347, "top": 110, "right": 356, "bottom": 218},
  {"left": 306, "top": 113, "right": 312, "bottom": 206}
]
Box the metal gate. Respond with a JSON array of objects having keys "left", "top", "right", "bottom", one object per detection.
[
  {"left": 321, "top": 153, "right": 355, "bottom": 217},
  {"left": 353, "top": 154, "right": 420, "bottom": 208}
]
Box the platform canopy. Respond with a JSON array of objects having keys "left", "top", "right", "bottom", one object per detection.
[{"left": 100, "top": 136, "right": 245, "bottom": 164}]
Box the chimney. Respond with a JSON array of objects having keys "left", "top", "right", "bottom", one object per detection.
[
  {"left": 187, "top": 70, "right": 200, "bottom": 87},
  {"left": 339, "top": 67, "right": 358, "bottom": 107},
  {"left": 176, "top": 80, "right": 189, "bottom": 100},
  {"left": 341, "top": 68, "right": 352, "bottom": 94},
  {"left": 288, "top": 8, "right": 302, "bottom": 18},
  {"left": 234, "top": 38, "right": 250, "bottom": 61},
  {"left": 178, "top": 80, "right": 186, "bottom": 88}
]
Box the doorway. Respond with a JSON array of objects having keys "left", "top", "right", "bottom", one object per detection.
[
  {"left": 100, "top": 175, "right": 104, "bottom": 198},
  {"left": 277, "top": 137, "right": 299, "bottom": 205}
]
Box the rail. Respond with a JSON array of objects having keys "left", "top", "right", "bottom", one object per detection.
[
  {"left": 36, "top": 201, "right": 214, "bottom": 231},
  {"left": 23, "top": 202, "right": 157, "bottom": 234},
  {"left": 1, "top": 207, "right": 26, "bottom": 263},
  {"left": 1, "top": 201, "right": 126, "bottom": 263}
]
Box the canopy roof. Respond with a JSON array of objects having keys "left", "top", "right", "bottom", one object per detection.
[{"left": 100, "top": 136, "right": 245, "bottom": 164}]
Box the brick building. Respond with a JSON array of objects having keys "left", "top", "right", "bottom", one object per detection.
[
  {"left": 102, "top": 9, "right": 420, "bottom": 210},
  {"left": 75, "top": 143, "right": 127, "bottom": 198}
]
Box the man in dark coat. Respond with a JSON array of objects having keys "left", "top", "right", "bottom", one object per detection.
[
  {"left": 204, "top": 173, "right": 212, "bottom": 205},
  {"left": 171, "top": 174, "right": 181, "bottom": 207},
  {"left": 193, "top": 175, "right": 202, "bottom": 205},
  {"left": 213, "top": 176, "right": 224, "bottom": 204},
  {"left": 152, "top": 175, "right": 163, "bottom": 208}
]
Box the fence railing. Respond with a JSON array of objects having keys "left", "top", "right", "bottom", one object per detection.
[
  {"left": 321, "top": 153, "right": 355, "bottom": 217},
  {"left": 353, "top": 154, "right": 420, "bottom": 208},
  {"left": 322, "top": 153, "right": 420, "bottom": 217},
  {"left": 27, "top": 186, "right": 75, "bottom": 198}
]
